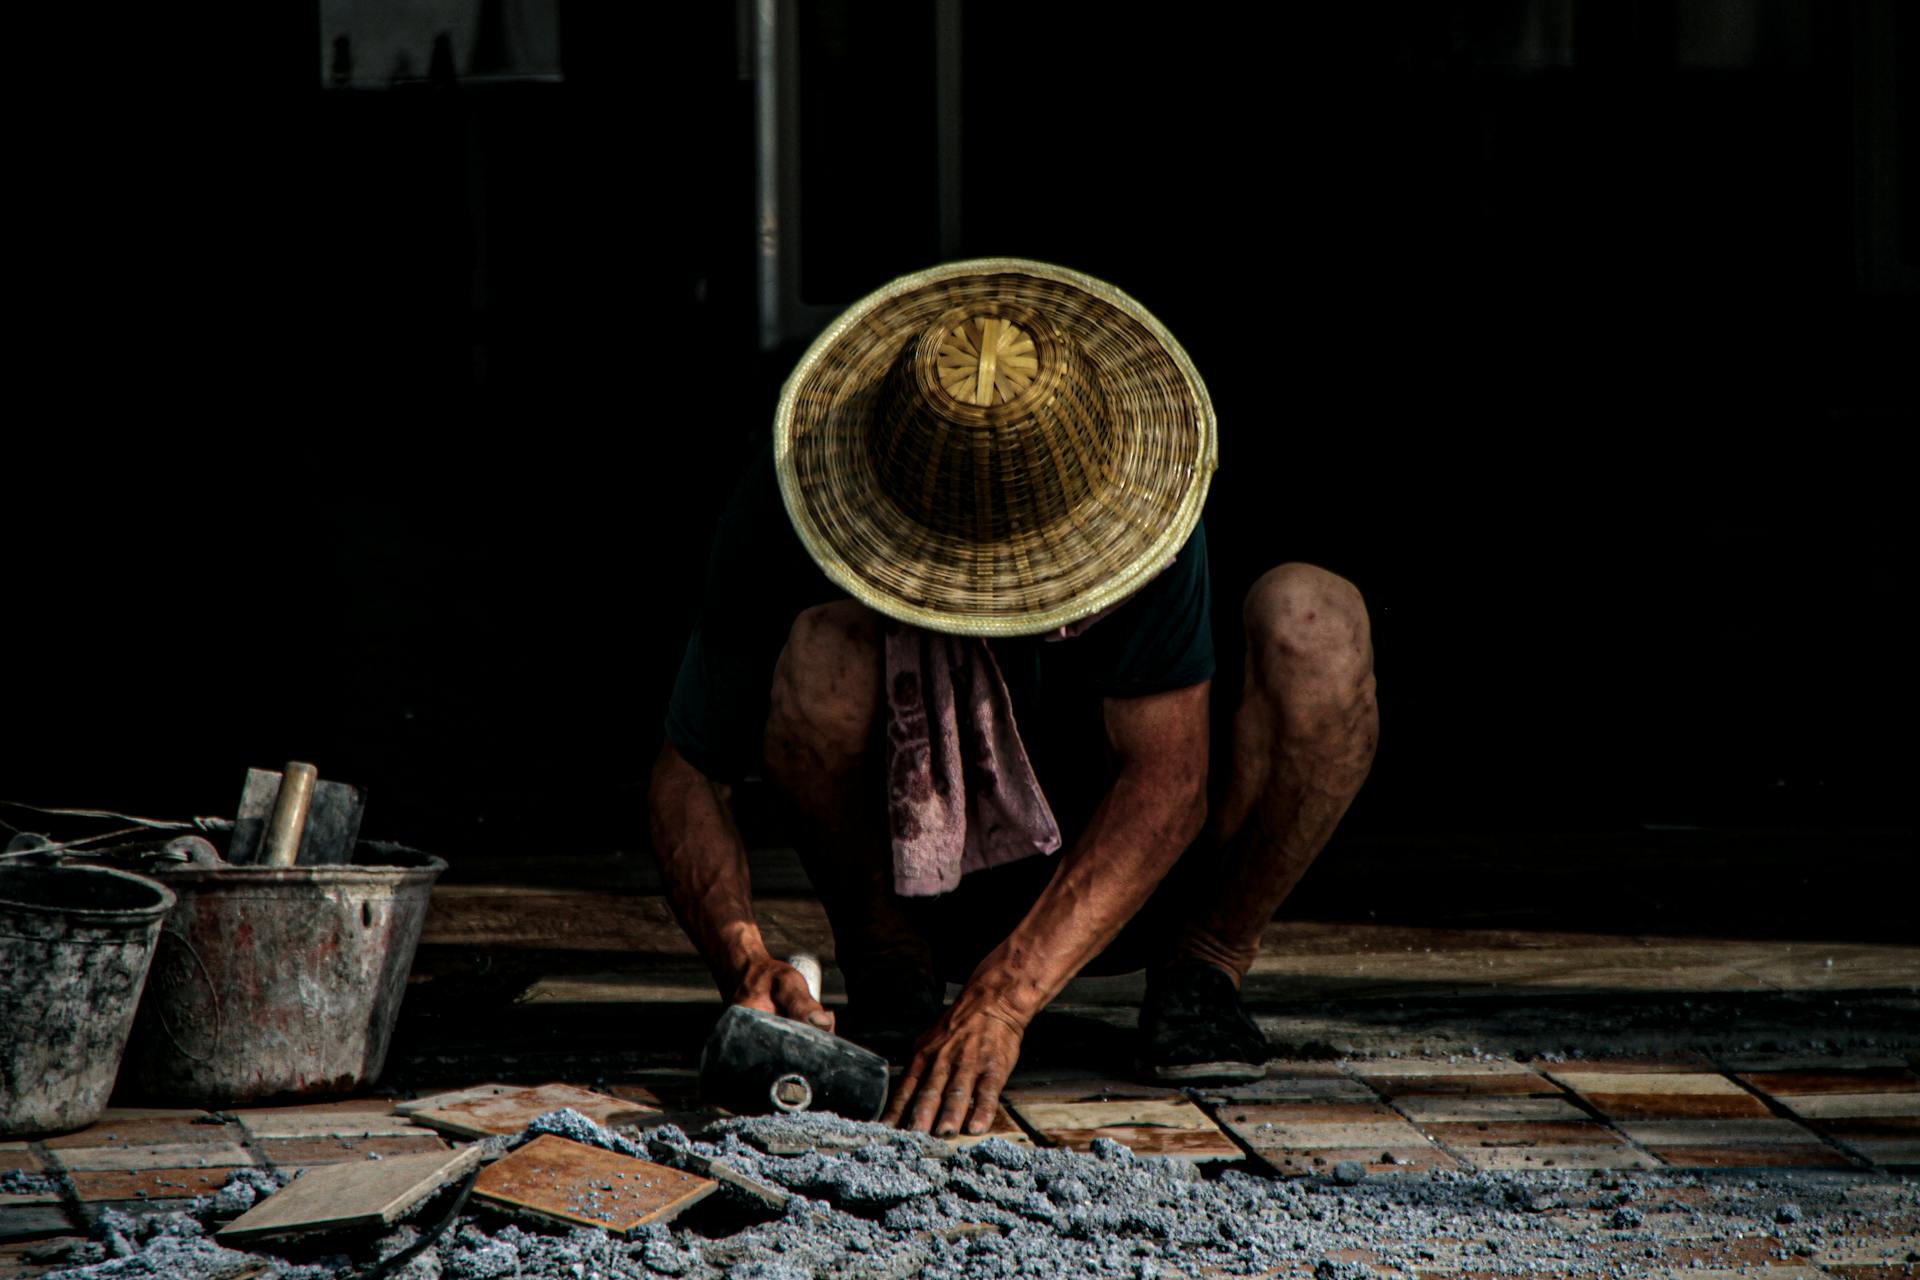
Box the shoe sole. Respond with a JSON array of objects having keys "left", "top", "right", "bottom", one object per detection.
[{"left": 1139, "top": 1059, "right": 1267, "bottom": 1085}]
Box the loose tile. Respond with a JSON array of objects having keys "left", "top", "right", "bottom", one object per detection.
[
  {"left": 65, "top": 1167, "right": 234, "bottom": 1203},
  {"left": 219, "top": 1146, "right": 483, "bottom": 1244},
  {"left": 237, "top": 1111, "right": 426, "bottom": 1141},
  {"left": 409, "top": 1083, "right": 660, "bottom": 1141},
  {"left": 1777, "top": 1093, "right": 1920, "bottom": 1120},
  {"left": 392, "top": 1084, "right": 517, "bottom": 1116},
  {"left": 470, "top": 1135, "right": 716, "bottom": 1234},
  {"left": 1851, "top": 1140, "right": 1920, "bottom": 1166},
  {"left": 1394, "top": 1095, "right": 1587, "bottom": 1123},
  {"left": 258, "top": 1136, "right": 450, "bottom": 1172},
  {"left": 49, "top": 1142, "right": 254, "bottom": 1174},
  {"left": 0, "top": 1148, "right": 37, "bottom": 1175},
  {"left": 1008, "top": 1098, "right": 1242, "bottom": 1161}
]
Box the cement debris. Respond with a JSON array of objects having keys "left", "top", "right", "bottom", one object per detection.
[{"left": 37, "top": 1109, "right": 1920, "bottom": 1279}]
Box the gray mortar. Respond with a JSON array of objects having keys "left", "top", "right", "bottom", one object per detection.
[{"left": 44, "top": 1106, "right": 1920, "bottom": 1280}]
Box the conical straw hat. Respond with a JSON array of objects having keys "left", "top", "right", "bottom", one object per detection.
[{"left": 775, "top": 259, "right": 1217, "bottom": 637}]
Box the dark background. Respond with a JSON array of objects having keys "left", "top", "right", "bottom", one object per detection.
[{"left": 7, "top": 2, "right": 1912, "bottom": 883}]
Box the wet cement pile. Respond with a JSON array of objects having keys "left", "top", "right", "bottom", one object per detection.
[{"left": 37, "top": 1110, "right": 1918, "bottom": 1280}]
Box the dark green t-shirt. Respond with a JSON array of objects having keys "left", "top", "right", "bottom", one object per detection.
[{"left": 665, "top": 443, "right": 1213, "bottom": 816}]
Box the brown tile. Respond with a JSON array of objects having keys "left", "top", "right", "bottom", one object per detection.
[
  {"left": 1009, "top": 1098, "right": 1243, "bottom": 1161},
  {"left": 42, "top": 1117, "right": 226, "bottom": 1150},
  {"left": 49, "top": 1142, "right": 254, "bottom": 1174},
  {"left": 1394, "top": 1095, "right": 1587, "bottom": 1123},
  {"left": 1422, "top": 1120, "right": 1629, "bottom": 1148},
  {"left": 236, "top": 1110, "right": 425, "bottom": 1141},
  {"left": 65, "top": 1168, "right": 234, "bottom": 1204},
  {"left": 409, "top": 1083, "right": 659, "bottom": 1141},
  {"left": 0, "top": 1149, "right": 37, "bottom": 1175},
  {"left": 1241, "top": 1146, "right": 1460, "bottom": 1176},
  {"left": 1532, "top": 1053, "right": 1718, "bottom": 1074},
  {"left": 259, "top": 1135, "right": 450, "bottom": 1171},
  {"left": 220, "top": 1147, "right": 483, "bottom": 1245},
  {"left": 1219, "top": 1100, "right": 1450, "bottom": 1173},
  {"left": 1778, "top": 1093, "right": 1920, "bottom": 1120},
  {"left": 1619, "top": 1118, "right": 1826, "bottom": 1146},
  {"left": 1650, "top": 1144, "right": 1854, "bottom": 1169},
  {"left": 1466, "top": 1144, "right": 1655, "bottom": 1170},
  {"left": 469, "top": 1136, "right": 714, "bottom": 1235},
  {"left": 1738, "top": 1067, "right": 1920, "bottom": 1097}
]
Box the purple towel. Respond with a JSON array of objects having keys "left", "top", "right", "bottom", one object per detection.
[{"left": 884, "top": 622, "right": 1061, "bottom": 897}]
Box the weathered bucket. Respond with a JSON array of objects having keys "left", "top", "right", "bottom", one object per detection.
[
  {"left": 0, "top": 864, "right": 176, "bottom": 1137},
  {"left": 118, "top": 849, "right": 445, "bottom": 1106}
]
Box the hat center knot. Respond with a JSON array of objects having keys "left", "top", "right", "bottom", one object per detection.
[{"left": 935, "top": 314, "right": 1039, "bottom": 407}]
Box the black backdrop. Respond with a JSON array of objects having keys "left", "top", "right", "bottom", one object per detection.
[{"left": 6, "top": 2, "right": 1911, "bottom": 865}]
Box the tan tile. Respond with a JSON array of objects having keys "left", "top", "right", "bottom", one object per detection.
[
  {"left": 1422, "top": 1120, "right": 1628, "bottom": 1149},
  {"left": 1778, "top": 1092, "right": 1920, "bottom": 1120},
  {"left": 1394, "top": 1095, "right": 1586, "bottom": 1123},
  {"left": 1548, "top": 1070, "right": 1750, "bottom": 1095},
  {"left": 50, "top": 1142, "right": 254, "bottom": 1174},
  {"left": 238, "top": 1111, "right": 426, "bottom": 1140},
  {"left": 42, "top": 1117, "right": 225, "bottom": 1150},
  {"left": 1619, "top": 1118, "right": 1826, "bottom": 1146},
  {"left": 1009, "top": 1098, "right": 1242, "bottom": 1161},
  {"left": 1467, "top": 1145, "right": 1657, "bottom": 1171},
  {"left": 392, "top": 1084, "right": 516, "bottom": 1116},
  {"left": 1220, "top": 1101, "right": 1443, "bottom": 1168},
  {"left": 408, "top": 1083, "right": 659, "bottom": 1141},
  {"left": 259, "top": 1135, "right": 450, "bottom": 1171},
  {"left": 65, "top": 1168, "right": 233, "bottom": 1204},
  {"left": 1650, "top": 1144, "right": 1854, "bottom": 1169},
  {"left": 1851, "top": 1140, "right": 1920, "bottom": 1165},
  {"left": 220, "top": 1147, "right": 483, "bottom": 1245}
]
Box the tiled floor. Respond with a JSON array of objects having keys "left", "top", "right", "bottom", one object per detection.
[{"left": 3, "top": 1055, "right": 1917, "bottom": 1276}]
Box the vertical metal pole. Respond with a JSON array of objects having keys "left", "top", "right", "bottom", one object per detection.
[{"left": 934, "top": 0, "right": 964, "bottom": 261}]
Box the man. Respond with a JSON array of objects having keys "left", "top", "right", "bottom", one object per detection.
[{"left": 651, "top": 260, "right": 1376, "bottom": 1137}]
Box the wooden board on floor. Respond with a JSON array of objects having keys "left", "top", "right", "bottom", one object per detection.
[
  {"left": 218, "top": 1146, "right": 482, "bottom": 1244},
  {"left": 409, "top": 1083, "right": 660, "bottom": 1140},
  {"left": 1007, "top": 1098, "right": 1242, "bottom": 1162},
  {"left": 470, "top": 1135, "right": 716, "bottom": 1234}
]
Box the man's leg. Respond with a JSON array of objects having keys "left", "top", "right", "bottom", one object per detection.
[
  {"left": 761, "top": 601, "right": 942, "bottom": 1040},
  {"left": 1140, "top": 563, "right": 1377, "bottom": 1077}
]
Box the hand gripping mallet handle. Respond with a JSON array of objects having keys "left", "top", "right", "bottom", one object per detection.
[{"left": 769, "top": 953, "right": 826, "bottom": 1112}]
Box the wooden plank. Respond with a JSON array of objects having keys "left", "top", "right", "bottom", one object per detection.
[
  {"left": 470, "top": 1135, "right": 715, "bottom": 1234},
  {"left": 409, "top": 1084, "right": 660, "bottom": 1141},
  {"left": 218, "top": 1146, "right": 482, "bottom": 1244}
]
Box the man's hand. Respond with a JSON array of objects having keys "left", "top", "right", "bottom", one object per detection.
[
  {"left": 882, "top": 984, "right": 1025, "bottom": 1136},
  {"left": 730, "top": 954, "right": 835, "bottom": 1032}
]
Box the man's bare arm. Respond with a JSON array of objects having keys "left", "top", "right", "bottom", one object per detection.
[
  {"left": 648, "top": 741, "right": 833, "bottom": 1028},
  {"left": 883, "top": 680, "right": 1211, "bottom": 1133}
]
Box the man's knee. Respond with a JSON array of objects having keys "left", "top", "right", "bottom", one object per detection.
[
  {"left": 767, "top": 600, "right": 883, "bottom": 759},
  {"left": 1242, "top": 563, "right": 1373, "bottom": 703}
]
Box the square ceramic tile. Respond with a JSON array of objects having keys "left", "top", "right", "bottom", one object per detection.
[
  {"left": 469, "top": 1136, "right": 715, "bottom": 1234},
  {"left": 1237, "top": 1145, "right": 1458, "bottom": 1176},
  {"left": 1466, "top": 1144, "right": 1656, "bottom": 1171},
  {"left": 1217, "top": 1101, "right": 1453, "bottom": 1175},
  {"left": 220, "top": 1147, "right": 483, "bottom": 1245},
  {"left": 1421, "top": 1120, "right": 1630, "bottom": 1150},
  {"left": 942, "top": 1105, "right": 1033, "bottom": 1149},
  {"left": 999, "top": 1074, "right": 1177, "bottom": 1103},
  {"left": 1618, "top": 1118, "right": 1826, "bottom": 1146},
  {"left": 409, "top": 1083, "right": 659, "bottom": 1140},
  {"left": 0, "top": 1206, "right": 75, "bottom": 1243},
  {"left": 1650, "top": 1145, "right": 1854, "bottom": 1169},
  {"left": 1007, "top": 1097, "right": 1243, "bottom": 1161},
  {"left": 393, "top": 1084, "right": 517, "bottom": 1116},
  {"left": 1394, "top": 1095, "right": 1587, "bottom": 1124},
  {"left": 0, "top": 1148, "right": 37, "bottom": 1175},
  {"left": 1736, "top": 1066, "right": 1919, "bottom": 1097},
  {"left": 1187, "top": 1062, "right": 1374, "bottom": 1105},
  {"left": 1776, "top": 1093, "right": 1920, "bottom": 1121},
  {"left": 41, "top": 1117, "right": 225, "bottom": 1150},
  {"left": 1849, "top": 1140, "right": 1920, "bottom": 1166}
]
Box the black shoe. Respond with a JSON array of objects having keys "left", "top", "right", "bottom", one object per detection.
[
  {"left": 1136, "top": 958, "right": 1269, "bottom": 1084},
  {"left": 839, "top": 963, "right": 945, "bottom": 1062}
]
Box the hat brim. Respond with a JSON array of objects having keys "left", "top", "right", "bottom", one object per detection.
[{"left": 775, "top": 258, "right": 1217, "bottom": 638}]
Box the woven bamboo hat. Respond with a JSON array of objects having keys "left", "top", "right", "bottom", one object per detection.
[{"left": 774, "top": 258, "right": 1217, "bottom": 637}]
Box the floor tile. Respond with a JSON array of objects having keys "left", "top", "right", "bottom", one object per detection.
[
  {"left": 0, "top": 1207, "right": 73, "bottom": 1244},
  {"left": 1532, "top": 1053, "right": 1719, "bottom": 1073},
  {"left": 469, "top": 1135, "right": 715, "bottom": 1234},
  {"left": 1421, "top": 1120, "right": 1630, "bottom": 1148},
  {"left": 1548, "top": 1070, "right": 1772, "bottom": 1119},
  {"left": 1850, "top": 1140, "right": 1920, "bottom": 1166},
  {"left": 1617, "top": 1118, "right": 1827, "bottom": 1145},
  {"left": 1394, "top": 1095, "right": 1587, "bottom": 1123},
  {"left": 41, "top": 1117, "right": 226, "bottom": 1150},
  {"left": 1008, "top": 1097, "right": 1243, "bottom": 1161},
  {"left": 393, "top": 1084, "right": 516, "bottom": 1116},
  {"left": 1464, "top": 1144, "right": 1656, "bottom": 1171},
  {"left": 409, "top": 1083, "right": 660, "bottom": 1140},
  {"left": 237, "top": 1110, "right": 425, "bottom": 1140},
  {"left": 258, "top": 1135, "right": 450, "bottom": 1171},
  {"left": 219, "top": 1146, "right": 483, "bottom": 1245},
  {"left": 1777, "top": 1092, "right": 1920, "bottom": 1120},
  {"left": 1217, "top": 1101, "right": 1454, "bottom": 1174},
  {"left": 942, "top": 1105, "right": 1033, "bottom": 1149},
  {"left": 49, "top": 1142, "right": 254, "bottom": 1174},
  {"left": 1190, "top": 1075, "right": 1375, "bottom": 1105},
  {"left": 0, "top": 1149, "right": 36, "bottom": 1175},
  {"left": 1737, "top": 1066, "right": 1919, "bottom": 1097},
  {"left": 1348, "top": 1059, "right": 1543, "bottom": 1078},
  {"left": 65, "top": 1167, "right": 235, "bottom": 1203},
  {"left": 999, "top": 1074, "right": 1176, "bottom": 1103},
  {"left": 1650, "top": 1144, "right": 1854, "bottom": 1168}
]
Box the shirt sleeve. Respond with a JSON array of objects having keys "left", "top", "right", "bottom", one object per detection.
[{"left": 1079, "top": 518, "right": 1215, "bottom": 697}]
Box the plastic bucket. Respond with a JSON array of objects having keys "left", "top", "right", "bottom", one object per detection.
[
  {"left": 0, "top": 864, "right": 176, "bottom": 1137},
  {"left": 118, "top": 848, "right": 445, "bottom": 1106}
]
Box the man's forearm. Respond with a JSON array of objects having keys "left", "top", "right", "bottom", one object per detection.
[
  {"left": 965, "top": 753, "right": 1207, "bottom": 1025},
  {"left": 647, "top": 742, "right": 769, "bottom": 988}
]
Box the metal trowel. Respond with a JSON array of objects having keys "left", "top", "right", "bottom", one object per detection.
[{"left": 225, "top": 762, "right": 364, "bottom": 866}]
